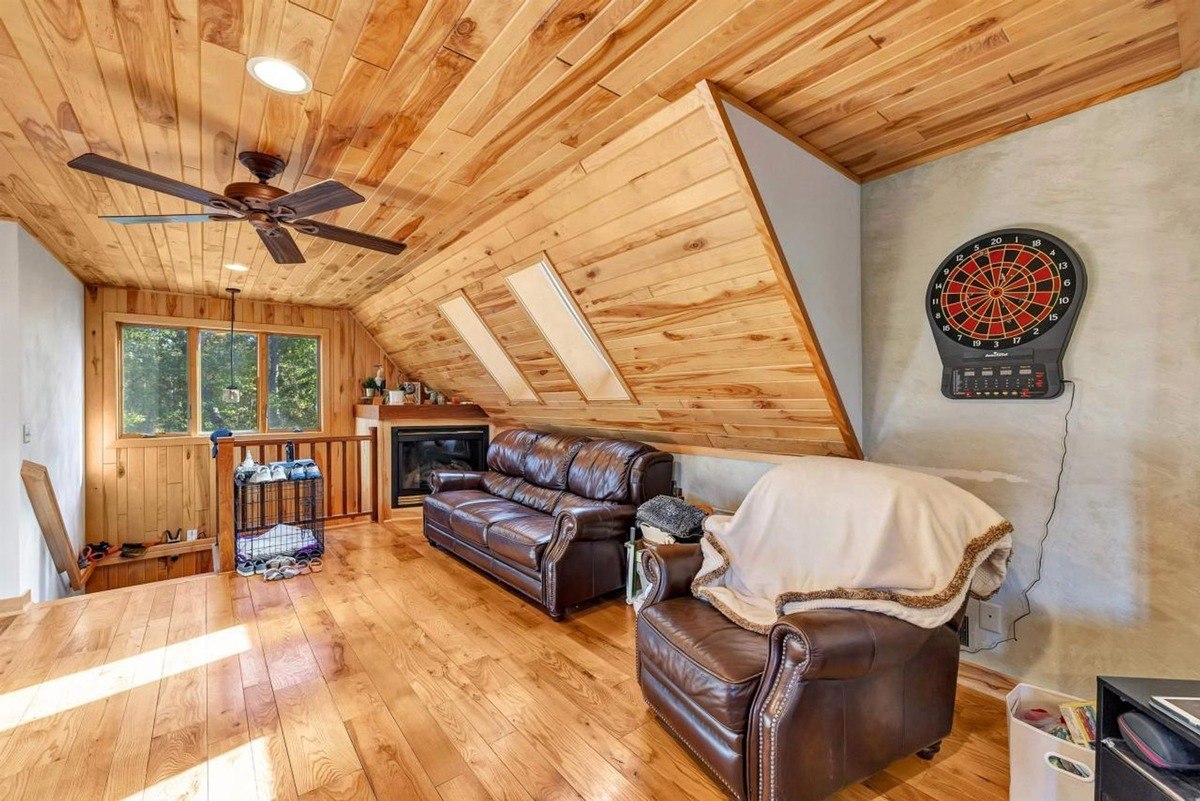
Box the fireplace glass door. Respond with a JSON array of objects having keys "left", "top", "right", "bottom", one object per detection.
[{"left": 392, "top": 426, "right": 488, "bottom": 504}]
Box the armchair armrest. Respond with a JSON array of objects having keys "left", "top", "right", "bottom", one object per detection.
[
  {"left": 552, "top": 504, "right": 636, "bottom": 542},
  {"left": 749, "top": 610, "right": 954, "bottom": 800},
  {"left": 768, "top": 609, "right": 937, "bottom": 682},
  {"left": 428, "top": 470, "right": 485, "bottom": 494},
  {"left": 638, "top": 543, "right": 703, "bottom": 605}
]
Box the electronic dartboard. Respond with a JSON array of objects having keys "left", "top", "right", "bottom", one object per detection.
[{"left": 926, "top": 228, "right": 1086, "bottom": 400}]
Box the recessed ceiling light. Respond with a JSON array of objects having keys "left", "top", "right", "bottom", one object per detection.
[
  {"left": 225, "top": 262, "right": 249, "bottom": 272},
  {"left": 246, "top": 56, "right": 312, "bottom": 95}
]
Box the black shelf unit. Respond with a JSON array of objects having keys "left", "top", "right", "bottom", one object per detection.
[
  {"left": 1096, "top": 676, "right": 1200, "bottom": 801},
  {"left": 233, "top": 477, "right": 325, "bottom": 571}
]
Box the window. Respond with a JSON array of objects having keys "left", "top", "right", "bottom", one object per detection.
[
  {"left": 121, "top": 325, "right": 190, "bottom": 435},
  {"left": 199, "top": 331, "right": 259, "bottom": 432},
  {"left": 439, "top": 295, "right": 538, "bottom": 403},
  {"left": 267, "top": 335, "right": 320, "bottom": 431},
  {"left": 119, "top": 323, "right": 323, "bottom": 437},
  {"left": 506, "top": 258, "right": 631, "bottom": 401}
]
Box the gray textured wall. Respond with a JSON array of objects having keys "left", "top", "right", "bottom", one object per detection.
[{"left": 861, "top": 71, "right": 1199, "bottom": 694}]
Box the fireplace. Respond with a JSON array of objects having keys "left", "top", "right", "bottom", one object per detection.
[{"left": 392, "top": 426, "right": 488, "bottom": 504}]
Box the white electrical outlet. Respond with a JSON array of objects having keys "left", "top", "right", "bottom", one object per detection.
[{"left": 979, "top": 601, "right": 1004, "bottom": 634}]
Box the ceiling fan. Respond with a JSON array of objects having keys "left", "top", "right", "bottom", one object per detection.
[{"left": 67, "top": 151, "right": 406, "bottom": 264}]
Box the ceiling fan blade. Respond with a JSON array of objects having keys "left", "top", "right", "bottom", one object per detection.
[
  {"left": 287, "top": 219, "right": 406, "bottom": 255},
  {"left": 68, "top": 153, "right": 246, "bottom": 212},
  {"left": 270, "top": 180, "right": 363, "bottom": 219},
  {"left": 256, "top": 226, "right": 306, "bottom": 264},
  {"left": 100, "top": 213, "right": 240, "bottom": 225}
]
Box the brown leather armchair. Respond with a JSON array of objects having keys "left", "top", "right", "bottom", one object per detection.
[{"left": 637, "top": 544, "right": 962, "bottom": 801}]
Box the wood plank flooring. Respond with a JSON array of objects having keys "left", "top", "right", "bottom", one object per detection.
[{"left": 0, "top": 513, "right": 1010, "bottom": 800}]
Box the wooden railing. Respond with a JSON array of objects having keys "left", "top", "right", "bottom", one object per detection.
[{"left": 215, "top": 430, "right": 380, "bottom": 571}]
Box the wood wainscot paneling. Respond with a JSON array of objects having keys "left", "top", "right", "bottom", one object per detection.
[
  {"left": 356, "top": 84, "right": 859, "bottom": 459},
  {"left": 0, "top": 1, "right": 1184, "bottom": 308},
  {"left": 84, "top": 286, "right": 396, "bottom": 589}
]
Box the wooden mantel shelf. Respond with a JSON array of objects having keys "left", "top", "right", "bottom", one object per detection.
[{"left": 354, "top": 403, "right": 487, "bottom": 421}]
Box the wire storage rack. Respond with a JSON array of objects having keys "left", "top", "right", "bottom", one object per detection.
[{"left": 233, "top": 475, "right": 325, "bottom": 573}]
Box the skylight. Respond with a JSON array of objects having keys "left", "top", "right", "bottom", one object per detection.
[
  {"left": 438, "top": 295, "right": 539, "bottom": 403},
  {"left": 506, "top": 258, "right": 632, "bottom": 402}
]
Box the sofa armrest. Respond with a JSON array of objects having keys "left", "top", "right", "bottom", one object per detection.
[
  {"left": 429, "top": 470, "right": 485, "bottom": 494},
  {"left": 638, "top": 543, "right": 703, "bottom": 605},
  {"left": 552, "top": 504, "right": 637, "bottom": 543},
  {"left": 768, "top": 609, "right": 937, "bottom": 682}
]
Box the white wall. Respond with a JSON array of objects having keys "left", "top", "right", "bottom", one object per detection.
[
  {"left": 0, "top": 222, "right": 84, "bottom": 604},
  {"left": 0, "top": 227, "right": 21, "bottom": 600},
  {"left": 860, "top": 71, "right": 1199, "bottom": 695},
  {"left": 724, "top": 102, "right": 863, "bottom": 441},
  {"left": 17, "top": 227, "right": 85, "bottom": 602}
]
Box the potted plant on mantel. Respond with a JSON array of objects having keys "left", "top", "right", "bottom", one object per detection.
[{"left": 362, "top": 377, "right": 378, "bottom": 400}]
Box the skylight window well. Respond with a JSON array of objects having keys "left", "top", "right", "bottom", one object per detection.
[{"left": 506, "top": 257, "right": 632, "bottom": 402}]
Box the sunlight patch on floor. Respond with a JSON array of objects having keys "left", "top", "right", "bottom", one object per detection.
[
  {"left": 130, "top": 734, "right": 268, "bottom": 801},
  {"left": 0, "top": 625, "right": 251, "bottom": 733}
]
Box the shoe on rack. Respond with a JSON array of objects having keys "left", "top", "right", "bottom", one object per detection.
[
  {"left": 288, "top": 464, "right": 307, "bottom": 480},
  {"left": 247, "top": 465, "right": 272, "bottom": 484},
  {"left": 304, "top": 463, "right": 321, "bottom": 479},
  {"left": 270, "top": 464, "right": 288, "bottom": 482}
]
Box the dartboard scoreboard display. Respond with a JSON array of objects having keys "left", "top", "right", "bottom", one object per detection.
[{"left": 926, "top": 228, "right": 1086, "bottom": 400}]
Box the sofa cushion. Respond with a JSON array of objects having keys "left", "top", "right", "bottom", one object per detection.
[
  {"left": 488, "top": 515, "right": 555, "bottom": 571},
  {"left": 552, "top": 492, "right": 620, "bottom": 516},
  {"left": 450, "top": 499, "right": 535, "bottom": 549},
  {"left": 510, "top": 480, "right": 563, "bottom": 514},
  {"left": 638, "top": 597, "right": 768, "bottom": 733},
  {"left": 487, "top": 429, "right": 544, "bottom": 476},
  {"left": 568, "top": 439, "right": 652, "bottom": 502},
  {"left": 424, "top": 490, "right": 494, "bottom": 531},
  {"left": 481, "top": 470, "right": 522, "bottom": 499},
  {"left": 524, "top": 434, "right": 589, "bottom": 489}
]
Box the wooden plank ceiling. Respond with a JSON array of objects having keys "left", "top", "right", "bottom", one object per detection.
[
  {"left": 356, "top": 84, "right": 860, "bottom": 457},
  {"left": 0, "top": 0, "right": 1188, "bottom": 308}
]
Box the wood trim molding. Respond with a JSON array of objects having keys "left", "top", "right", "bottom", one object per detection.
[
  {"left": 712, "top": 89, "right": 861, "bottom": 184},
  {"left": 695, "top": 80, "right": 863, "bottom": 460},
  {"left": 1178, "top": 0, "right": 1199, "bottom": 71},
  {"left": 958, "top": 660, "right": 1019, "bottom": 701},
  {"left": 0, "top": 591, "right": 32, "bottom": 617}
]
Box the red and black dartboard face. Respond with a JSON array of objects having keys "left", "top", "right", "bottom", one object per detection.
[{"left": 928, "top": 230, "right": 1081, "bottom": 350}]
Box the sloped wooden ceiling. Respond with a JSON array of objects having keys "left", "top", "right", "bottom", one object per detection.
[
  {"left": 358, "top": 84, "right": 861, "bottom": 457},
  {"left": 0, "top": 0, "right": 1190, "bottom": 306}
]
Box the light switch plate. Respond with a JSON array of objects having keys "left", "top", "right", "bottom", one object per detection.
[
  {"left": 979, "top": 600, "right": 1004, "bottom": 634},
  {"left": 21, "top": 424, "right": 29, "bottom": 444}
]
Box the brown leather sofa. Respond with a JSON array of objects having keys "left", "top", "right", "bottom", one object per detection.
[
  {"left": 423, "top": 429, "right": 672, "bottom": 619},
  {"left": 637, "top": 544, "right": 963, "bottom": 801}
]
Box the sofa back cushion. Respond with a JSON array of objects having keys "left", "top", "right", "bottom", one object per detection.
[
  {"left": 481, "top": 471, "right": 522, "bottom": 499},
  {"left": 487, "top": 429, "right": 543, "bottom": 476},
  {"left": 567, "top": 439, "right": 652, "bottom": 503},
  {"left": 523, "top": 434, "right": 589, "bottom": 489},
  {"left": 510, "top": 481, "right": 563, "bottom": 514}
]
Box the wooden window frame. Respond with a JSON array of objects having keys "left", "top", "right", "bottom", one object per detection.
[{"left": 110, "top": 312, "right": 328, "bottom": 446}]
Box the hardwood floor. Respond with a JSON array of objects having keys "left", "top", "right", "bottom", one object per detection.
[{"left": 0, "top": 513, "right": 1009, "bottom": 800}]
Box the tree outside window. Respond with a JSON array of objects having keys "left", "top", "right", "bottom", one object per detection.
[
  {"left": 200, "top": 331, "right": 259, "bottom": 432},
  {"left": 267, "top": 335, "right": 320, "bottom": 431},
  {"left": 121, "top": 326, "right": 189, "bottom": 435}
]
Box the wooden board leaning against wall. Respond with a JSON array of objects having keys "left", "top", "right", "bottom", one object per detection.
[{"left": 83, "top": 286, "right": 396, "bottom": 590}]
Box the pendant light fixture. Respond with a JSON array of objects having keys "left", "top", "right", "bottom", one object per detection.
[{"left": 223, "top": 288, "right": 241, "bottom": 404}]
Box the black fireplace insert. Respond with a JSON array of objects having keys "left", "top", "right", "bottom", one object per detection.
[{"left": 392, "top": 426, "right": 488, "bottom": 505}]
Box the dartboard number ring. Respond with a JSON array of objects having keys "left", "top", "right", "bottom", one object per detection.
[{"left": 929, "top": 231, "right": 1081, "bottom": 350}]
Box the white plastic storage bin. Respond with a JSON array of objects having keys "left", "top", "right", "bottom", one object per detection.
[{"left": 1007, "top": 683, "right": 1095, "bottom": 801}]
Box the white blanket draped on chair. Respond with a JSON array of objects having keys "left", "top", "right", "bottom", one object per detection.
[{"left": 692, "top": 457, "right": 1013, "bottom": 633}]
